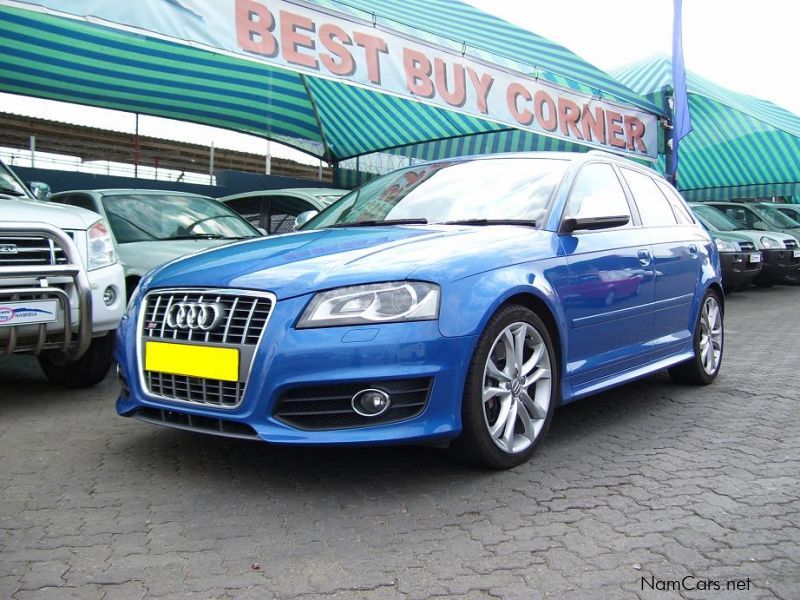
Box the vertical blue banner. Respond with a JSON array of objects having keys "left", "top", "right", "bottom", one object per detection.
[{"left": 671, "top": 0, "right": 693, "bottom": 182}]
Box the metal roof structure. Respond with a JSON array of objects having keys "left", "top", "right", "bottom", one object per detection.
[
  {"left": 0, "top": 0, "right": 663, "bottom": 167},
  {"left": 613, "top": 55, "right": 800, "bottom": 200}
]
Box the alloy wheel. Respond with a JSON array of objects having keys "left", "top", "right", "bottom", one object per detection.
[
  {"left": 482, "top": 322, "right": 552, "bottom": 454},
  {"left": 699, "top": 295, "right": 723, "bottom": 375}
]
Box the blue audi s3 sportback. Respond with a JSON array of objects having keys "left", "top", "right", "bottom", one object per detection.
[{"left": 116, "top": 151, "right": 724, "bottom": 469}]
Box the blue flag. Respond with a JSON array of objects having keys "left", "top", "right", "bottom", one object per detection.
[{"left": 670, "top": 0, "right": 692, "bottom": 182}]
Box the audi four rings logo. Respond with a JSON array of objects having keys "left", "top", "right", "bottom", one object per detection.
[
  {"left": 0, "top": 244, "right": 18, "bottom": 255},
  {"left": 166, "top": 302, "right": 224, "bottom": 331}
]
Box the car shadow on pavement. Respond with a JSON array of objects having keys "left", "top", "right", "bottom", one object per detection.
[{"left": 112, "top": 372, "right": 679, "bottom": 495}]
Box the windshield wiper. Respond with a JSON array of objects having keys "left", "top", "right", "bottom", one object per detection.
[
  {"left": 327, "top": 218, "right": 429, "bottom": 228},
  {"left": 438, "top": 219, "right": 537, "bottom": 227},
  {"left": 0, "top": 186, "right": 26, "bottom": 197}
]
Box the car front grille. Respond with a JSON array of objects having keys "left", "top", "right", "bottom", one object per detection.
[
  {"left": 738, "top": 241, "right": 756, "bottom": 252},
  {"left": 784, "top": 239, "right": 798, "bottom": 250},
  {"left": 0, "top": 234, "right": 71, "bottom": 267},
  {"left": 132, "top": 407, "right": 260, "bottom": 440},
  {"left": 274, "top": 378, "right": 432, "bottom": 430},
  {"left": 139, "top": 289, "right": 274, "bottom": 409},
  {"left": 142, "top": 290, "right": 272, "bottom": 345}
]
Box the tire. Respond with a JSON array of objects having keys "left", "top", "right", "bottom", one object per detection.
[
  {"left": 668, "top": 290, "right": 724, "bottom": 385},
  {"left": 38, "top": 331, "right": 114, "bottom": 388},
  {"left": 447, "top": 304, "right": 558, "bottom": 469}
]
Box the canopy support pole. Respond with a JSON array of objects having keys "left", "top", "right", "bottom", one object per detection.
[{"left": 663, "top": 90, "right": 676, "bottom": 186}]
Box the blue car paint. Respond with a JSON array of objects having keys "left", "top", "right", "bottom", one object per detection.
[{"left": 116, "top": 153, "right": 722, "bottom": 447}]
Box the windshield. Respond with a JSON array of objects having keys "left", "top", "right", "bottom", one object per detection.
[
  {"left": 102, "top": 194, "right": 261, "bottom": 243},
  {"left": 691, "top": 205, "right": 744, "bottom": 231},
  {"left": 0, "top": 161, "right": 33, "bottom": 198},
  {"left": 754, "top": 204, "right": 800, "bottom": 228},
  {"left": 304, "top": 158, "right": 569, "bottom": 229}
]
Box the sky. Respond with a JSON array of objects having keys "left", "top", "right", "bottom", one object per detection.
[
  {"left": 465, "top": 0, "right": 800, "bottom": 116},
  {"left": 2, "top": 0, "right": 798, "bottom": 167}
]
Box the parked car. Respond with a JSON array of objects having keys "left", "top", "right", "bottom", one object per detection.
[
  {"left": 697, "top": 202, "right": 800, "bottom": 285},
  {"left": 770, "top": 203, "right": 800, "bottom": 224},
  {"left": 735, "top": 201, "right": 800, "bottom": 232},
  {"left": 219, "top": 188, "right": 348, "bottom": 234},
  {"left": 116, "top": 151, "right": 724, "bottom": 469},
  {"left": 49, "top": 190, "right": 262, "bottom": 296},
  {"left": 707, "top": 201, "right": 800, "bottom": 238},
  {"left": 687, "top": 204, "right": 763, "bottom": 291},
  {"left": 1, "top": 159, "right": 125, "bottom": 387}
]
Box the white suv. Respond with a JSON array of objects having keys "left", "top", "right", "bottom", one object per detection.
[{"left": 0, "top": 160, "right": 125, "bottom": 386}]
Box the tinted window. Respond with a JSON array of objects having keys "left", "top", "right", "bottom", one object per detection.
[
  {"left": 691, "top": 205, "right": 745, "bottom": 232},
  {"left": 715, "top": 205, "right": 769, "bottom": 230},
  {"left": 656, "top": 181, "right": 694, "bottom": 224},
  {"left": 225, "top": 197, "right": 264, "bottom": 228},
  {"left": 306, "top": 158, "right": 568, "bottom": 228},
  {"left": 564, "top": 163, "right": 631, "bottom": 223},
  {"left": 268, "top": 196, "right": 315, "bottom": 234},
  {"left": 63, "top": 194, "right": 99, "bottom": 214},
  {"left": 622, "top": 169, "right": 677, "bottom": 226}
]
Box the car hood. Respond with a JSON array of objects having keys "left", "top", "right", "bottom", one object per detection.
[
  {"left": 149, "top": 225, "right": 547, "bottom": 299},
  {"left": 118, "top": 239, "right": 240, "bottom": 276},
  {"left": 1, "top": 196, "right": 99, "bottom": 230}
]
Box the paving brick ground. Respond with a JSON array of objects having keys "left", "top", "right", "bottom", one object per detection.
[{"left": 1, "top": 286, "right": 798, "bottom": 599}]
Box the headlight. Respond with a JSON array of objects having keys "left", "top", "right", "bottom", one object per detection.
[
  {"left": 760, "top": 236, "right": 782, "bottom": 249},
  {"left": 715, "top": 238, "right": 738, "bottom": 253},
  {"left": 297, "top": 281, "right": 440, "bottom": 328},
  {"left": 87, "top": 220, "right": 116, "bottom": 270}
]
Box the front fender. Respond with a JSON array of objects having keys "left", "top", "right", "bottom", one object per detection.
[{"left": 437, "top": 255, "right": 569, "bottom": 349}]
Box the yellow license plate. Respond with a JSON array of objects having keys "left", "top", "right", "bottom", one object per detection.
[{"left": 145, "top": 341, "right": 239, "bottom": 382}]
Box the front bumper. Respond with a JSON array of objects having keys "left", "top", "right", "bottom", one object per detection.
[
  {"left": 757, "top": 248, "right": 800, "bottom": 284},
  {"left": 115, "top": 294, "right": 477, "bottom": 446},
  {"left": 719, "top": 251, "right": 762, "bottom": 290}
]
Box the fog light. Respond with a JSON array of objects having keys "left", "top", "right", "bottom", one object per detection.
[
  {"left": 103, "top": 286, "right": 116, "bottom": 306},
  {"left": 352, "top": 388, "right": 391, "bottom": 417}
]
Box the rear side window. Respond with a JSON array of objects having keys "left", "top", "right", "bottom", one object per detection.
[
  {"left": 225, "top": 197, "right": 264, "bottom": 228},
  {"left": 656, "top": 181, "right": 694, "bottom": 224},
  {"left": 564, "top": 163, "right": 631, "bottom": 223},
  {"left": 622, "top": 169, "right": 677, "bottom": 226},
  {"left": 268, "top": 196, "right": 316, "bottom": 234},
  {"left": 61, "top": 194, "right": 98, "bottom": 214}
]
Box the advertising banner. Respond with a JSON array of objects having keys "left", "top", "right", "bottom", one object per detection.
[{"left": 4, "top": 0, "right": 659, "bottom": 159}]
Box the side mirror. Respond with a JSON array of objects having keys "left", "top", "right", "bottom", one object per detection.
[
  {"left": 561, "top": 215, "right": 630, "bottom": 233},
  {"left": 294, "top": 210, "right": 319, "bottom": 230},
  {"left": 28, "top": 181, "right": 51, "bottom": 200}
]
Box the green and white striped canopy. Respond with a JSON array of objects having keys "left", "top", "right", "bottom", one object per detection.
[
  {"left": 613, "top": 56, "right": 800, "bottom": 201},
  {"left": 0, "top": 0, "right": 660, "bottom": 164}
]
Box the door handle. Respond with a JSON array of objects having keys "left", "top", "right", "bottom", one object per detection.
[
  {"left": 637, "top": 249, "right": 652, "bottom": 266},
  {"left": 689, "top": 244, "right": 698, "bottom": 254}
]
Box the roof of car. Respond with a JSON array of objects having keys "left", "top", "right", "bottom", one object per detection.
[
  {"left": 409, "top": 150, "right": 665, "bottom": 178},
  {"left": 52, "top": 189, "right": 214, "bottom": 199},
  {"left": 219, "top": 188, "right": 348, "bottom": 201}
]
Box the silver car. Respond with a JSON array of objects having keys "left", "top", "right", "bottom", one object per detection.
[
  {"left": 50, "top": 189, "right": 261, "bottom": 296},
  {"left": 219, "top": 188, "right": 348, "bottom": 233}
]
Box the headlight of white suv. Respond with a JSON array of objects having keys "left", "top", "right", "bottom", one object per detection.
[
  {"left": 760, "top": 236, "right": 782, "bottom": 249},
  {"left": 298, "top": 282, "right": 440, "bottom": 328},
  {"left": 715, "top": 238, "right": 738, "bottom": 253},
  {"left": 87, "top": 220, "right": 117, "bottom": 270}
]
